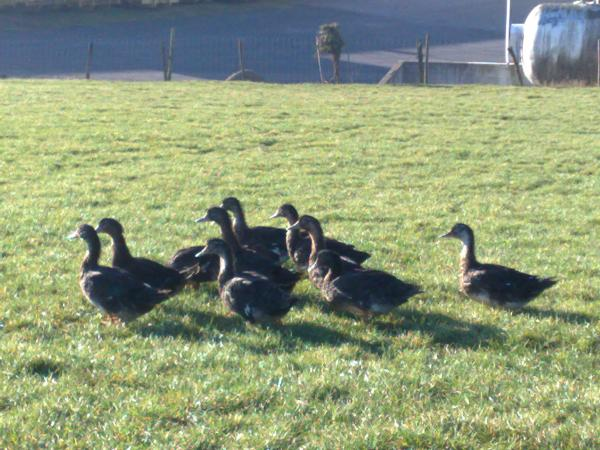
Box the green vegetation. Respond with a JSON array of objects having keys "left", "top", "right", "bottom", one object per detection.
[{"left": 0, "top": 80, "right": 598, "bottom": 448}]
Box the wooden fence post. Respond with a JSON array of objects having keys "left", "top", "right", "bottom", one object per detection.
[
  {"left": 167, "top": 28, "right": 175, "bottom": 81},
  {"left": 424, "top": 33, "right": 430, "bottom": 85},
  {"left": 85, "top": 41, "right": 93, "bottom": 80},
  {"left": 237, "top": 38, "right": 245, "bottom": 80},
  {"left": 416, "top": 39, "right": 424, "bottom": 84},
  {"left": 316, "top": 37, "right": 325, "bottom": 83},
  {"left": 161, "top": 41, "right": 168, "bottom": 81},
  {"left": 507, "top": 46, "right": 523, "bottom": 86}
]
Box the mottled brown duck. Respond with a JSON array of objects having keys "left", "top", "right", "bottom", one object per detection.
[
  {"left": 196, "top": 238, "right": 297, "bottom": 324},
  {"left": 68, "top": 224, "right": 171, "bottom": 324},
  {"left": 95, "top": 218, "right": 185, "bottom": 294},
  {"left": 196, "top": 207, "right": 300, "bottom": 293},
  {"left": 287, "top": 215, "right": 364, "bottom": 290},
  {"left": 314, "top": 250, "right": 421, "bottom": 320},
  {"left": 271, "top": 203, "right": 371, "bottom": 271},
  {"left": 221, "top": 197, "right": 287, "bottom": 262},
  {"left": 440, "top": 223, "right": 557, "bottom": 309}
]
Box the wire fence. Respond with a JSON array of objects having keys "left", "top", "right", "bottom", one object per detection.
[{"left": 0, "top": 34, "right": 498, "bottom": 83}]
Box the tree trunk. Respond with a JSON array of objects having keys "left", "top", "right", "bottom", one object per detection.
[{"left": 332, "top": 53, "right": 341, "bottom": 83}]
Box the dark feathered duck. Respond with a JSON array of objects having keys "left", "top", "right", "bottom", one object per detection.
[
  {"left": 196, "top": 207, "right": 300, "bottom": 292},
  {"left": 68, "top": 224, "right": 171, "bottom": 324},
  {"left": 314, "top": 250, "right": 421, "bottom": 320},
  {"left": 196, "top": 238, "right": 297, "bottom": 324},
  {"left": 95, "top": 218, "right": 185, "bottom": 294},
  {"left": 272, "top": 204, "right": 371, "bottom": 271},
  {"left": 287, "top": 215, "right": 363, "bottom": 289},
  {"left": 221, "top": 197, "right": 287, "bottom": 262},
  {"left": 167, "top": 245, "right": 220, "bottom": 287},
  {"left": 440, "top": 223, "right": 557, "bottom": 309}
]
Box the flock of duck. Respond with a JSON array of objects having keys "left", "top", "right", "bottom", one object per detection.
[{"left": 68, "top": 197, "right": 557, "bottom": 325}]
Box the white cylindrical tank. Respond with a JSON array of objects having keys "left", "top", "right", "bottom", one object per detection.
[{"left": 522, "top": 2, "right": 600, "bottom": 85}]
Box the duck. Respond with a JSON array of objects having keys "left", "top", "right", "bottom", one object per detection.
[
  {"left": 287, "top": 214, "right": 364, "bottom": 289},
  {"left": 271, "top": 203, "right": 371, "bottom": 271},
  {"left": 314, "top": 249, "right": 421, "bottom": 320},
  {"left": 220, "top": 197, "right": 287, "bottom": 262},
  {"left": 168, "top": 245, "right": 220, "bottom": 287},
  {"left": 440, "top": 223, "right": 557, "bottom": 309},
  {"left": 196, "top": 207, "right": 300, "bottom": 292},
  {"left": 196, "top": 238, "right": 297, "bottom": 324},
  {"left": 68, "top": 224, "right": 171, "bottom": 323},
  {"left": 95, "top": 218, "right": 185, "bottom": 294}
]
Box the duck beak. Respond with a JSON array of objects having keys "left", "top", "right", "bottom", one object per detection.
[
  {"left": 94, "top": 224, "right": 104, "bottom": 233},
  {"left": 438, "top": 231, "right": 453, "bottom": 239},
  {"left": 67, "top": 230, "right": 79, "bottom": 240},
  {"left": 195, "top": 215, "right": 210, "bottom": 223},
  {"left": 287, "top": 221, "right": 300, "bottom": 231},
  {"left": 195, "top": 247, "right": 209, "bottom": 258},
  {"left": 270, "top": 210, "right": 282, "bottom": 219}
]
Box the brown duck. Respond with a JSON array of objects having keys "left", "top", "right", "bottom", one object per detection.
[
  {"left": 314, "top": 250, "right": 420, "bottom": 320},
  {"left": 440, "top": 223, "right": 557, "bottom": 309},
  {"left": 95, "top": 218, "right": 185, "bottom": 295},
  {"left": 68, "top": 224, "right": 171, "bottom": 324},
  {"left": 271, "top": 203, "right": 371, "bottom": 271},
  {"left": 221, "top": 197, "right": 287, "bottom": 262},
  {"left": 287, "top": 215, "right": 364, "bottom": 290},
  {"left": 196, "top": 238, "right": 297, "bottom": 324}
]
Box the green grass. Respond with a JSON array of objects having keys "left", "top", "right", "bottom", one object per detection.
[{"left": 0, "top": 80, "right": 598, "bottom": 448}]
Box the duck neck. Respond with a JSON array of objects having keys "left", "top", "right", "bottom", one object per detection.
[
  {"left": 460, "top": 237, "right": 476, "bottom": 272},
  {"left": 82, "top": 234, "right": 101, "bottom": 272},
  {"left": 285, "top": 210, "right": 301, "bottom": 247},
  {"left": 108, "top": 232, "right": 132, "bottom": 266},
  {"left": 216, "top": 249, "right": 235, "bottom": 288},
  {"left": 307, "top": 225, "right": 325, "bottom": 265},
  {"left": 231, "top": 207, "right": 250, "bottom": 242},
  {"left": 217, "top": 217, "right": 242, "bottom": 253}
]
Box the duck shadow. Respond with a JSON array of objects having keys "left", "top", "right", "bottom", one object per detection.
[
  {"left": 375, "top": 309, "right": 507, "bottom": 349},
  {"left": 271, "top": 322, "right": 384, "bottom": 355},
  {"left": 516, "top": 307, "right": 595, "bottom": 325},
  {"left": 137, "top": 305, "right": 246, "bottom": 339}
]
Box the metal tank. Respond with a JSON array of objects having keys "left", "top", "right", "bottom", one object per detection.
[{"left": 522, "top": 2, "right": 600, "bottom": 85}]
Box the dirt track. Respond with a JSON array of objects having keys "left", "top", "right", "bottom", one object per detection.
[{"left": 0, "top": 0, "right": 539, "bottom": 82}]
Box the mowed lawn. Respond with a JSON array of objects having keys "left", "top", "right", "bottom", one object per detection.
[{"left": 0, "top": 80, "right": 598, "bottom": 448}]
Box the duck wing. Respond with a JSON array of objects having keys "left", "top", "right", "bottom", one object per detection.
[
  {"left": 328, "top": 270, "right": 420, "bottom": 310},
  {"left": 123, "top": 257, "right": 185, "bottom": 293},
  {"left": 223, "top": 276, "right": 296, "bottom": 323},
  {"left": 324, "top": 237, "right": 371, "bottom": 264},
  {"left": 237, "top": 249, "right": 301, "bottom": 292},
  {"left": 244, "top": 226, "right": 288, "bottom": 262},
  {"left": 168, "top": 246, "right": 219, "bottom": 284},
  {"left": 81, "top": 266, "right": 170, "bottom": 321},
  {"left": 467, "top": 263, "right": 557, "bottom": 306}
]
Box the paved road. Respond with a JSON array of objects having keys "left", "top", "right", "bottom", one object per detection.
[{"left": 0, "top": 0, "right": 540, "bottom": 82}]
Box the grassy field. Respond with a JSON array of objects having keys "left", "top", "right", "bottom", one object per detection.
[{"left": 0, "top": 80, "right": 598, "bottom": 448}]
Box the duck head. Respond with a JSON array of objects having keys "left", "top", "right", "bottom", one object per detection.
[
  {"left": 195, "top": 206, "right": 230, "bottom": 226},
  {"left": 95, "top": 218, "right": 124, "bottom": 237},
  {"left": 270, "top": 203, "right": 299, "bottom": 223},
  {"left": 195, "top": 238, "right": 230, "bottom": 258},
  {"left": 439, "top": 223, "right": 474, "bottom": 246},
  {"left": 67, "top": 224, "right": 96, "bottom": 241},
  {"left": 287, "top": 214, "right": 320, "bottom": 233},
  {"left": 220, "top": 197, "right": 243, "bottom": 215}
]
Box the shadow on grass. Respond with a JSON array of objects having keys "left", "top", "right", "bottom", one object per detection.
[
  {"left": 517, "top": 307, "right": 595, "bottom": 325},
  {"left": 137, "top": 306, "right": 246, "bottom": 340},
  {"left": 375, "top": 309, "right": 506, "bottom": 349},
  {"left": 273, "top": 322, "right": 384, "bottom": 354}
]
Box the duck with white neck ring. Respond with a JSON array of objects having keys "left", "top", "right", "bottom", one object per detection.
[
  {"left": 440, "top": 223, "right": 557, "bottom": 309},
  {"left": 196, "top": 238, "right": 297, "bottom": 325}
]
